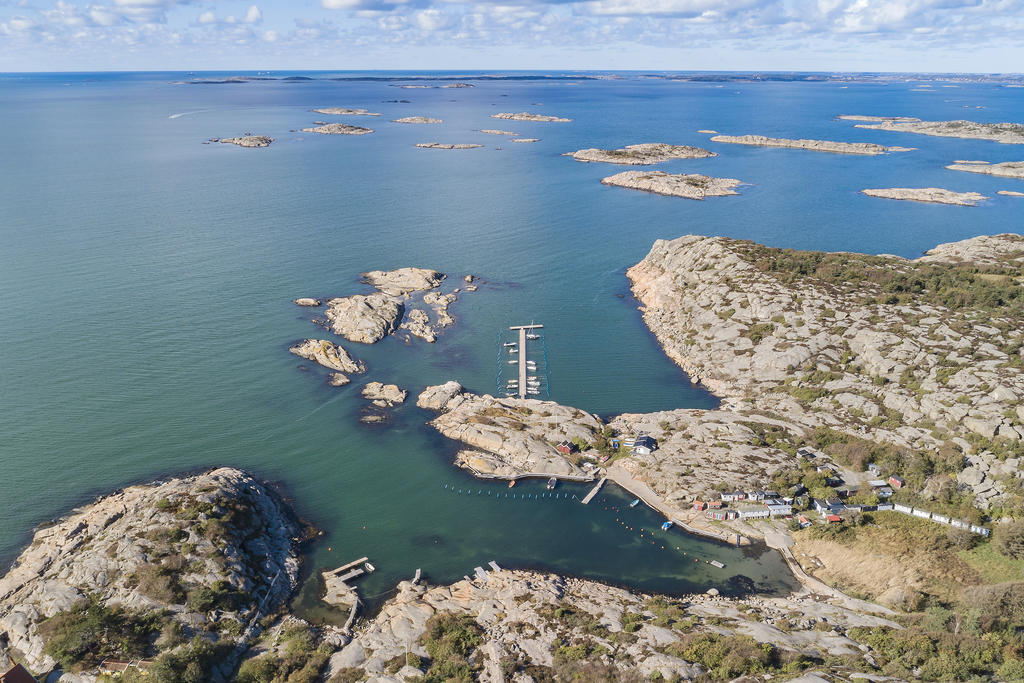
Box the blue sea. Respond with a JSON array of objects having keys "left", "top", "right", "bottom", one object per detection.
[{"left": 1, "top": 71, "right": 1020, "bottom": 614}]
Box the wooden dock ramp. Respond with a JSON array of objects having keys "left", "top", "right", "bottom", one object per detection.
[{"left": 581, "top": 477, "right": 607, "bottom": 504}]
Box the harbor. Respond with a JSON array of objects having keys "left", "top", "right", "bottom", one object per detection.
[{"left": 500, "top": 323, "right": 548, "bottom": 398}]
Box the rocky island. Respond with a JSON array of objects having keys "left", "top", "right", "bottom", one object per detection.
[
  {"left": 601, "top": 170, "right": 742, "bottom": 199},
  {"left": 415, "top": 142, "right": 483, "bottom": 149},
  {"left": 511, "top": 138, "right": 539, "bottom": 143},
  {"left": 567, "top": 143, "right": 716, "bottom": 165},
  {"left": 479, "top": 129, "right": 517, "bottom": 135},
  {"left": 312, "top": 108, "right": 381, "bottom": 116},
  {"left": 849, "top": 117, "right": 1024, "bottom": 144},
  {"left": 491, "top": 112, "right": 572, "bottom": 122},
  {"left": 0, "top": 468, "right": 302, "bottom": 681},
  {"left": 710, "top": 134, "right": 910, "bottom": 155},
  {"left": 861, "top": 187, "right": 989, "bottom": 205},
  {"left": 393, "top": 116, "right": 442, "bottom": 124},
  {"left": 946, "top": 160, "right": 1024, "bottom": 179},
  {"left": 301, "top": 123, "right": 374, "bottom": 135},
  {"left": 218, "top": 135, "right": 273, "bottom": 148}
]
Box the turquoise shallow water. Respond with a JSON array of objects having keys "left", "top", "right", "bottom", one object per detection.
[{"left": 1, "top": 71, "right": 1021, "bottom": 612}]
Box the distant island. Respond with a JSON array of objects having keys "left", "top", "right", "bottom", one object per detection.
[
  {"left": 491, "top": 112, "right": 572, "bottom": 122},
  {"left": 312, "top": 107, "right": 381, "bottom": 116},
  {"left": 217, "top": 135, "right": 273, "bottom": 148},
  {"left": 301, "top": 123, "right": 374, "bottom": 135},
  {"left": 601, "top": 170, "right": 742, "bottom": 199},
  {"left": 861, "top": 187, "right": 989, "bottom": 205},
  {"left": 846, "top": 117, "right": 1024, "bottom": 144},
  {"left": 393, "top": 116, "right": 442, "bottom": 124},
  {"left": 711, "top": 134, "right": 911, "bottom": 155},
  {"left": 946, "top": 160, "right": 1024, "bottom": 179},
  {"left": 567, "top": 143, "right": 716, "bottom": 165},
  {"left": 415, "top": 142, "right": 483, "bottom": 149}
]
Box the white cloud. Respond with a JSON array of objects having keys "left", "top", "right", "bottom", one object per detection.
[
  {"left": 244, "top": 4, "right": 261, "bottom": 22},
  {"left": 197, "top": 9, "right": 215, "bottom": 23}
]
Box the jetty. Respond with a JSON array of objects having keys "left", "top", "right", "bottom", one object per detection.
[
  {"left": 325, "top": 556, "right": 368, "bottom": 583},
  {"left": 581, "top": 477, "right": 607, "bottom": 504},
  {"left": 509, "top": 324, "right": 543, "bottom": 398}
]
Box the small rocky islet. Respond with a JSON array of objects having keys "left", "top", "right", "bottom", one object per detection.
[
  {"left": 601, "top": 170, "right": 743, "bottom": 199},
  {"left": 216, "top": 135, "right": 273, "bottom": 148},
  {"left": 844, "top": 116, "right": 1024, "bottom": 144},
  {"left": 946, "top": 159, "right": 1024, "bottom": 179},
  {"left": 567, "top": 142, "right": 717, "bottom": 165},
  {"left": 414, "top": 142, "right": 483, "bottom": 149},
  {"left": 861, "top": 187, "right": 989, "bottom": 205},
  {"left": 710, "top": 134, "right": 912, "bottom": 155},
  {"left": 301, "top": 123, "right": 374, "bottom": 136},
  {"left": 393, "top": 116, "right": 442, "bottom": 124},
  {"left": 490, "top": 112, "right": 572, "bottom": 122}
]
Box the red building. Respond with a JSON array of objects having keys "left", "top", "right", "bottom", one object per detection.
[
  {"left": 888, "top": 475, "right": 905, "bottom": 489},
  {"left": 556, "top": 440, "right": 578, "bottom": 455}
]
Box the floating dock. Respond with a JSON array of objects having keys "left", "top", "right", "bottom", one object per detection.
[
  {"left": 488, "top": 561, "right": 502, "bottom": 572},
  {"left": 581, "top": 477, "right": 607, "bottom": 505},
  {"left": 509, "top": 324, "right": 543, "bottom": 399},
  {"left": 326, "top": 557, "right": 368, "bottom": 578}
]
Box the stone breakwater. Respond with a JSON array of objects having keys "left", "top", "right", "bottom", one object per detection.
[
  {"left": 567, "top": 143, "right": 716, "bottom": 165},
  {"left": 850, "top": 117, "right": 1024, "bottom": 144},
  {"left": 710, "top": 134, "right": 910, "bottom": 155},
  {"left": 601, "top": 171, "right": 742, "bottom": 200},
  {"left": 0, "top": 467, "right": 302, "bottom": 679},
  {"left": 861, "top": 187, "right": 988, "bottom": 205}
]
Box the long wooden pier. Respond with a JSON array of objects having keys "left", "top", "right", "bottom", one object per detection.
[
  {"left": 509, "top": 324, "right": 543, "bottom": 399},
  {"left": 580, "top": 477, "right": 607, "bottom": 504}
]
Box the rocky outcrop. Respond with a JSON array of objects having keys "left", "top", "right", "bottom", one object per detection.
[
  {"left": 302, "top": 124, "right": 374, "bottom": 135},
  {"left": 567, "top": 143, "right": 716, "bottom": 165},
  {"left": 479, "top": 129, "right": 517, "bottom": 135},
  {"left": 292, "top": 298, "right": 322, "bottom": 307},
  {"left": 852, "top": 118, "right": 1024, "bottom": 144},
  {"left": 318, "top": 569, "right": 895, "bottom": 683},
  {"left": 324, "top": 294, "right": 403, "bottom": 344},
  {"left": 1000, "top": 190, "right": 1024, "bottom": 197},
  {"left": 512, "top": 138, "right": 539, "bottom": 143},
  {"left": 861, "top": 187, "right": 988, "bottom": 205},
  {"left": 361, "top": 382, "right": 408, "bottom": 407},
  {"left": 837, "top": 115, "right": 920, "bottom": 123},
  {"left": 219, "top": 135, "right": 272, "bottom": 148},
  {"left": 362, "top": 268, "right": 444, "bottom": 296},
  {"left": 418, "top": 386, "right": 601, "bottom": 477},
  {"left": 289, "top": 339, "right": 366, "bottom": 377},
  {"left": 416, "top": 381, "right": 463, "bottom": 410},
  {"left": 312, "top": 108, "right": 381, "bottom": 116},
  {"left": 400, "top": 308, "right": 436, "bottom": 342},
  {"left": 710, "top": 134, "right": 909, "bottom": 154},
  {"left": 601, "top": 171, "right": 742, "bottom": 200},
  {"left": 0, "top": 468, "right": 301, "bottom": 678},
  {"left": 946, "top": 160, "right": 1024, "bottom": 179},
  {"left": 627, "top": 234, "right": 1024, "bottom": 507},
  {"left": 393, "top": 117, "right": 442, "bottom": 124},
  {"left": 415, "top": 143, "right": 482, "bottom": 149},
  {"left": 491, "top": 112, "right": 571, "bottom": 122}
]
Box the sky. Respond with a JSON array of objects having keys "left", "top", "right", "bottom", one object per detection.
[{"left": 0, "top": 0, "right": 1023, "bottom": 72}]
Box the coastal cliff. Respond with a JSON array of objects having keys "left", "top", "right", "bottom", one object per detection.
[{"left": 0, "top": 468, "right": 302, "bottom": 680}]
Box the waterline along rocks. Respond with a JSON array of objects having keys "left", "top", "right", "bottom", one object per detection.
[
  {"left": 710, "top": 134, "right": 911, "bottom": 154},
  {"left": 301, "top": 123, "right": 374, "bottom": 135},
  {"left": 849, "top": 117, "right": 1024, "bottom": 144},
  {"left": 289, "top": 339, "right": 366, "bottom": 379},
  {"left": 567, "top": 143, "right": 717, "bottom": 165},
  {"left": 946, "top": 160, "right": 1024, "bottom": 179},
  {"left": 601, "top": 171, "right": 742, "bottom": 200},
  {"left": 861, "top": 187, "right": 989, "bottom": 205},
  {"left": 491, "top": 112, "right": 572, "bottom": 122},
  {"left": 218, "top": 135, "right": 273, "bottom": 148},
  {"left": 0, "top": 468, "right": 302, "bottom": 680},
  {"left": 627, "top": 233, "right": 1024, "bottom": 509},
  {"left": 312, "top": 107, "right": 381, "bottom": 116}
]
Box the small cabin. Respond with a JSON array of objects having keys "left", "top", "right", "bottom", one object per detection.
[
  {"left": 888, "top": 475, "right": 905, "bottom": 489},
  {"left": 825, "top": 514, "right": 842, "bottom": 524},
  {"left": 707, "top": 500, "right": 723, "bottom": 509},
  {"left": 632, "top": 435, "right": 658, "bottom": 455},
  {"left": 867, "top": 463, "right": 881, "bottom": 475},
  {"left": 556, "top": 440, "right": 579, "bottom": 455},
  {"left": 693, "top": 501, "right": 706, "bottom": 511}
]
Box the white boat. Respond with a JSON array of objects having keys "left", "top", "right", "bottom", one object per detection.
[
  {"left": 526, "top": 334, "right": 540, "bottom": 340},
  {"left": 508, "top": 348, "right": 518, "bottom": 353},
  {"left": 364, "top": 562, "right": 376, "bottom": 573},
  {"left": 508, "top": 360, "right": 518, "bottom": 365},
  {"left": 503, "top": 342, "right": 516, "bottom": 347},
  {"left": 546, "top": 477, "right": 557, "bottom": 490}
]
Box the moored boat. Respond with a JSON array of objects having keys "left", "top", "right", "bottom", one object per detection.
[
  {"left": 629, "top": 499, "right": 640, "bottom": 508},
  {"left": 661, "top": 521, "right": 673, "bottom": 531},
  {"left": 547, "top": 477, "right": 557, "bottom": 490}
]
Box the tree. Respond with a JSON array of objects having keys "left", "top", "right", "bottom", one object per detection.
[{"left": 994, "top": 521, "right": 1024, "bottom": 560}]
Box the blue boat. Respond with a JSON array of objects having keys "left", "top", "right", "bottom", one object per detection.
[
  {"left": 661, "top": 521, "right": 673, "bottom": 531},
  {"left": 628, "top": 499, "right": 640, "bottom": 508}
]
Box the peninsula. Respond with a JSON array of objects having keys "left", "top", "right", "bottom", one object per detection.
[
  {"left": 301, "top": 123, "right": 374, "bottom": 135},
  {"left": 946, "top": 160, "right": 1024, "bottom": 179},
  {"left": 491, "top": 112, "right": 572, "bottom": 122},
  {"left": 861, "top": 187, "right": 989, "bottom": 205},
  {"left": 567, "top": 143, "right": 716, "bottom": 165},
  {"left": 601, "top": 170, "right": 742, "bottom": 199},
  {"left": 710, "top": 134, "right": 910, "bottom": 155},
  {"left": 849, "top": 117, "right": 1024, "bottom": 144}
]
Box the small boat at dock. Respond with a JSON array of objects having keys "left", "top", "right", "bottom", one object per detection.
[
  {"left": 508, "top": 480, "right": 516, "bottom": 488},
  {"left": 661, "top": 521, "right": 673, "bottom": 531},
  {"left": 364, "top": 562, "right": 376, "bottom": 573},
  {"left": 709, "top": 560, "right": 725, "bottom": 569},
  {"left": 503, "top": 342, "right": 516, "bottom": 347},
  {"left": 526, "top": 333, "right": 540, "bottom": 339},
  {"left": 547, "top": 477, "right": 557, "bottom": 490},
  {"left": 629, "top": 499, "right": 640, "bottom": 508}
]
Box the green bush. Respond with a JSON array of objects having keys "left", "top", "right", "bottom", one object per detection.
[
  {"left": 419, "top": 613, "right": 483, "bottom": 682},
  {"left": 38, "top": 598, "right": 164, "bottom": 672}
]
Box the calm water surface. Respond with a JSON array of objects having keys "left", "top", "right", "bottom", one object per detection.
[{"left": 1, "top": 71, "right": 1021, "bottom": 611}]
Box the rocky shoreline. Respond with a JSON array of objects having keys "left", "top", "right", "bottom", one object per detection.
[
  {"left": 710, "top": 134, "right": 911, "bottom": 155},
  {"left": 848, "top": 117, "right": 1024, "bottom": 144},
  {"left": 601, "top": 170, "right": 742, "bottom": 199},
  {"left": 861, "top": 187, "right": 989, "bottom": 205}
]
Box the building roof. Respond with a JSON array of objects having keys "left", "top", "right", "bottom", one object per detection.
[
  {"left": 826, "top": 514, "right": 842, "bottom": 522},
  {"left": 1, "top": 664, "right": 39, "bottom": 683}
]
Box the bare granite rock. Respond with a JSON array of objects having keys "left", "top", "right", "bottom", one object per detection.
[
  {"left": 324, "top": 293, "right": 403, "bottom": 344},
  {"left": 710, "top": 134, "right": 909, "bottom": 155},
  {"left": 415, "top": 143, "right": 482, "bottom": 149},
  {"left": 946, "top": 160, "right": 1024, "bottom": 179},
  {"left": 479, "top": 129, "right": 517, "bottom": 135},
  {"left": 837, "top": 115, "right": 920, "bottom": 123},
  {"left": 999, "top": 190, "right": 1024, "bottom": 197},
  {"left": 393, "top": 116, "right": 442, "bottom": 124},
  {"left": 512, "top": 138, "right": 539, "bottom": 143},
  {"left": 289, "top": 339, "right": 366, "bottom": 375},
  {"left": 416, "top": 381, "right": 463, "bottom": 410},
  {"left": 302, "top": 123, "right": 374, "bottom": 135},
  {"left": 362, "top": 268, "right": 445, "bottom": 296},
  {"left": 567, "top": 143, "right": 716, "bottom": 165},
  {"left": 361, "top": 382, "right": 408, "bottom": 407},
  {"left": 852, "top": 118, "right": 1024, "bottom": 144},
  {"left": 293, "top": 298, "right": 322, "bottom": 307},
  {"left": 861, "top": 187, "right": 988, "bottom": 205},
  {"left": 312, "top": 108, "right": 381, "bottom": 116},
  {"left": 491, "top": 112, "right": 571, "bottom": 122},
  {"left": 0, "top": 468, "right": 301, "bottom": 678},
  {"left": 601, "top": 171, "right": 742, "bottom": 200},
  {"left": 400, "top": 308, "right": 436, "bottom": 342},
  {"left": 219, "top": 135, "right": 273, "bottom": 148}
]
